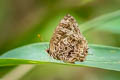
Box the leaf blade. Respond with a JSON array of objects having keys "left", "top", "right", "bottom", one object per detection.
[
  {"left": 80, "top": 9, "right": 120, "bottom": 33},
  {"left": 0, "top": 43, "right": 120, "bottom": 71}
]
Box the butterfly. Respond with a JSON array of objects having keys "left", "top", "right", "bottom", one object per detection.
[{"left": 46, "top": 14, "right": 88, "bottom": 63}]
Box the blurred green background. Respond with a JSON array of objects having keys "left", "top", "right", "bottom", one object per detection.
[{"left": 0, "top": 0, "right": 120, "bottom": 80}]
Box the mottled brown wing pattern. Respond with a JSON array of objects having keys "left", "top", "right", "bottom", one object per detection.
[{"left": 47, "top": 14, "right": 88, "bottom": 63}]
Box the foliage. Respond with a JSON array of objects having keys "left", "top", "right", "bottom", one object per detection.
[
  {"left": 0, "top": 10, "right": 120, "bottom": 71},
  {"left": 0, "top": 43, "right": 120, "bottom": 71}
]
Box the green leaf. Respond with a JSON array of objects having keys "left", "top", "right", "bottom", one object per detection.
[
  {"left": 80, "top": 9, "right": 120, "bottom": 33},
  {"left": 80, "top": 10, "right": 120, "bottom": 47},
  {"left": 0, "top": 43, "right": 120, "bottom": 71}
]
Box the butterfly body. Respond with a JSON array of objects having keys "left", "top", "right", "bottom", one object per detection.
[{"left": 47, "top": 14, "right": 88, "bottom": 63}]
